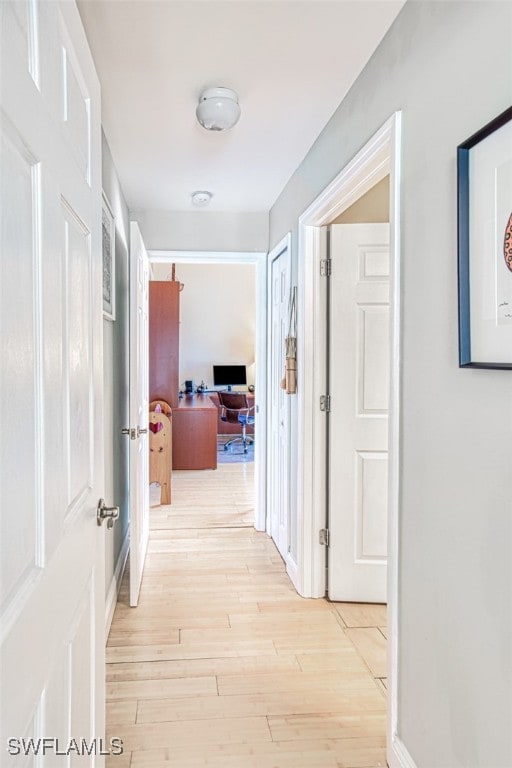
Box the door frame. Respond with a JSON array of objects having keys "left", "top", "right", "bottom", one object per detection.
[
  {"left": 266, "top": 233, "right": 292, "bottom": 557},
  {"left": 293, "top": 112, "right": 402, "bottom": 759},
  {"left": 148, "top": 249, "right": 268, "bottom": 532}
]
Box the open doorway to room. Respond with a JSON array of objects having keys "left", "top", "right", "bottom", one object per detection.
[{"left": 146, "top": 251, "right": 267, "bottom": 535}]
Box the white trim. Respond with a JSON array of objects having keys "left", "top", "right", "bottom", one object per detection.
[
  {"left": 303, "top": 127, "right": 391, "bottom": 227},
  {"left": 253, "top": 251, "right": 268, "bottom": 532},
  {"left": 147, "top": 249, "right": 268, "bottom": 533},
  {"left": 285, "top": 552, "right": 300, "bottom": 593},
  {"left": 150, "top": 250, "right": 264, "bottom": 265},
  {"left": 295, "top": 112, "right": 402, "bottom": 754},
  {"left": 386, "top": 112, "right": 403, "bottom": 768},
  {"left": 388, "top": 737, "right": 419, "bottom": 768},
  {"left": 105, "top": 529, "right": 130, "bottom": 636}
]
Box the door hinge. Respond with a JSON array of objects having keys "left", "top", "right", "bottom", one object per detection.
[
  {"left": 320, "top": 258, "right": 331, "bottom": 277},
  {"left": 320, "top": 394, "right": 331, "bottom": 412},
  {"left": 319, "top": 528, "right": 329, "bottom": 546}
]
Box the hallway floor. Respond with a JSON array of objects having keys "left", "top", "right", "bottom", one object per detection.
[{"left": 106, "top": 464, "right": 387, "bottom": 767}]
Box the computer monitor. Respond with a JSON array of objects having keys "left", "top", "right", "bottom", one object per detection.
[{"left": 212, "top": 365, "right": 247, "bottom": 389}]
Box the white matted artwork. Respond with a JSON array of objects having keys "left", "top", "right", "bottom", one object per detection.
[
  {"left": 458, "top": 107, "right": 512, "bottom": 368},
  {"left": 496, "top": 157, "right": 512, "bottom": 326},
  {"left": 102, "top": 191, "right": 116, "bottom": 321}
]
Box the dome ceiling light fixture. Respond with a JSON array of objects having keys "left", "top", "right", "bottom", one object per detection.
[
  {"left": 191, "top": 190, "right": 212, "bottom": 207},
  {"left": 196, "top": 87, "right": 241, "bottom": 131}
]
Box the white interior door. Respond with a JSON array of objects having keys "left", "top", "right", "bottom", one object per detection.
[
  {"left": 328, "top": 223, "right": 390, "bottom": 602},
  {"left": 1, "top": 0, "right": 106, "bottom": 756},
  {"left": 268, "top": 243, "right": 291, "bottom": 559},
  {"left": 128, "top": 221, "right": 150, "bottom": 607}
]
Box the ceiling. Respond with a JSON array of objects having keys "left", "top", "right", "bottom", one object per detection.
[{"left": 78, "top": 0, "right": 405, "bottom": 213}]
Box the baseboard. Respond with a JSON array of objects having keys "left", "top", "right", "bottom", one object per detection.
[
  {"left": 254, "top": 515, "right": 266, "bottom": 533},
  {"left": 388, "top": 736, "right": 418, "bottom": 768},
  {"left": 286, "top": 553, "right": 301, "bottom": 595},
  {"left": 105, "top": 530, "right": 130, "bottom": 636}
]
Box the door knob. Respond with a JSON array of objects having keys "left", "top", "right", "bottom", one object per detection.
[{"left": 97, "top": 498, "right": 120, "bottom": 529}]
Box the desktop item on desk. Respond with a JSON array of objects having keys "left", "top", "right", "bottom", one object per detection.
[
  {"left": 212, "top": 364, "right": 247, "bottom": 392},
  {"left": 184, "top": 379, "right": 194, "bottom": 395}
]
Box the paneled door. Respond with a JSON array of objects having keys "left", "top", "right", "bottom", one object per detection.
[
  {"left": 128, "top": 222, "right": 150, "bottom": 607},
  {"left": 1, "top": 0, "right": 106, "bottom": 758},
  {"left": 268, "top": 241, "right": 291, "bottom": 559},
  {"left": 328, "top": 224, "right": 390, "bottom": 602}
]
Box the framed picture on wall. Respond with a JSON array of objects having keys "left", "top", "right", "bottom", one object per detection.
[
  {"left": 457, "top": 106, "right": 512, "bottom": 368},
  {"left": 102, "top": 191, "right": 116, "bottom": 321}
]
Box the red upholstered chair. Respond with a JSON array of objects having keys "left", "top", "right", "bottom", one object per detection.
[{"left": 217, "top": 391, "right": 255, "bottom": 454}]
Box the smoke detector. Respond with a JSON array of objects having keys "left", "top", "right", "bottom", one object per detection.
[{"left": 191, "top": 190, "right": 212, "bottom": 207}]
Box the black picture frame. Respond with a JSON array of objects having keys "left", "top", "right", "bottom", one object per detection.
[{"left": 457, "top": 106, "right": 512, "bottom": 369}]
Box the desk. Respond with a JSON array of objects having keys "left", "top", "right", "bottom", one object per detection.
[{"left": 172, "top": 394, "right": 217, "bottom": 470}]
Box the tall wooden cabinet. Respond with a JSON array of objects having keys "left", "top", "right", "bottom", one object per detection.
[{"left": 149, "top": 281, "right": 180, "bottom": 409}]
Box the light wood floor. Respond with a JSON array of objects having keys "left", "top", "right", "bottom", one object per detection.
[{"left": 107, "top": 463, "right": 387, "bottom": 767}]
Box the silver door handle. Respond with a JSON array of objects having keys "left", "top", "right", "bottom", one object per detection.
[
  {"left": 97, "top": 498, "right": 120, "bottom": 529},
  {"left": 137, "top": 427, "right": 148, "bottom": 436}
]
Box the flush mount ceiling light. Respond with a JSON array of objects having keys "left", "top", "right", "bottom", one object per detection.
[
  {"left": 191, "top": 190, "right": 212, "bottom": 207},
  {"left": 196, "top": 87, "right": 241, "bottom": 131}
]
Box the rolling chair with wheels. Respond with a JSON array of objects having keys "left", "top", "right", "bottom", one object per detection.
[{"left": 217, "top": 391, "right": 255, "bottom": 453}]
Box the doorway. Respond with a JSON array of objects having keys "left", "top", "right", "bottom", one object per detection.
[
  {"left": 148, "top": 249, "right": 268, "bottom": 531},
  {"left": 294, "top": 113, "right": 402, "bottom": 761}
]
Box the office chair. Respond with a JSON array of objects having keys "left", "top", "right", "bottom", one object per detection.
[{"left": 217, "top": 391, "right": 255, "bottom": 454}]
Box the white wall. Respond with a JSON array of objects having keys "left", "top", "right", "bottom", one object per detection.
[
  {"left": 132, "top": 209, "right": 268, "bottom": 253},
  {"left": 151, "top": 262, "right": 256, "bottom": 389},
  {"left": 102, "top": 132, "right": 130, "bottom": 611},
  {"left": 270, "top": 2, "right": 512, "bottom": 766}
]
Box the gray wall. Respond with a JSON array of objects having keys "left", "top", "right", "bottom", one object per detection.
[
  {"left": 102, "top": 132, "right": 130, "bottom": 602},
  {"left": 270, "top": 2, "right": 512, "bottom": 766},
  {"left": 131, "top": 208, "right": 269, "bottom": 253}
]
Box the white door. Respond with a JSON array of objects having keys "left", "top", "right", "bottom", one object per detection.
[
  {"left": 328, "top": 224, "right": 390, "bottom": 602},
  {"left": 1, "top": 0, "right": 106, "bottom": 758},
  {"left": 268, "top": 244, "right": 291, "bottom": 559},
  {"left": 128, "top": 222, "right": 150, "bottom": 607}
]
